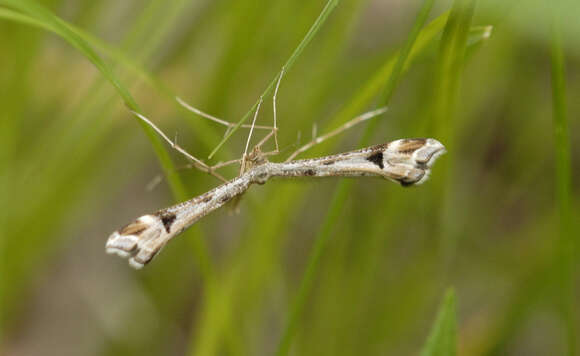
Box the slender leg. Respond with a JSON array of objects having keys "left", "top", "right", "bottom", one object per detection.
[
  {"left": 211, "top": 158, "right": 243, "bottom": 170},
  {"left": 155, "top": 158, "right": 245, "bottom": 188},
  {"left": 271, "top": 68, "right": 285, "bottom": 153},
  {"left": 247, "top": 69, "right": 286, "bottom": 157},
  {"left": 285, "top": 107, "right": 388, "bottom": 162},
  {"left": 131, "top": 110, "right": 228, "bottom": 182},
  {"left": 176, "top": 96, "right": 274, "bottom": 130}
]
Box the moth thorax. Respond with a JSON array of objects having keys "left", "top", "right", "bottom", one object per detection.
[{"left": 244, "top": 147, "right": 269, "bottom": 171}]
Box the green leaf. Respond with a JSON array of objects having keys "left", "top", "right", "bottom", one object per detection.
[{"left": 420, "top": 288, "right": 457, "bottom": 356}]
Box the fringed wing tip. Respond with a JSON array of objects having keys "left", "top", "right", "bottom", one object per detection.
[{"left": 105, "top": 214, "right": 166, "bottom": 269}]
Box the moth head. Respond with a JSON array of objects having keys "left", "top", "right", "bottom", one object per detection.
[{"left": 242, "top": 146, "right": 269, "bottom": 173}]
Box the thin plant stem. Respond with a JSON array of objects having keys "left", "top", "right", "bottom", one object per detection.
[
  {"left": 275, "top": 1, "right": 435, "bottom": 354},
  {"left": 208, "top": 0, "right": 341, "bottom": 159},
  {"left": 550, "top": 16, "right": 576, "bottom": 356}
]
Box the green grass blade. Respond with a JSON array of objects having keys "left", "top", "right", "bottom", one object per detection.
[
  {"left": 466, "top": 25, "right": 492, "bottom": 46},
  {"left": 275, "top": 2, "right": 436, "bottom": 354},
  {"left": 431, "top": 0, "right": 477, "bottom": 139},
  {"left": 0, "top": 0, "right": 188, "bottom": 199},
  {"left": 0, "top": 4, "right": 219, "bottom": 341},
  {"left": 0, "top": 6, "right": 227, "bottom": 155},
  {"left": 0, "top": 7, "right": 50, "bottom": 30},
  {"left": 550, "top": 15, "right": 576, "bottom": 356},
  {"left": 0, "top": 7, "right": 170, "bottom": 94},
  {"left": 420, "top": 289, "right": 457, "bottom": 356},
  {"left": 309, "top": 13, "right": 493, "bottom": 156},
  {"left": 429, "top": 0, "right": 476, "bottom": 273},
  {"left": 0, "top": 0, "right": 134, "bottom": 107},
  {"left": 275, "top": 180, "right": 354, "bottom": 356},
  {"left": 378, "top": 0, "right": 435, "bottom": 107},
  {"left": 361, "top": 0, "right": 435, "bottom": 143},
  {"left": 207, "top": 0, "right": 341, "bottom": 159}
]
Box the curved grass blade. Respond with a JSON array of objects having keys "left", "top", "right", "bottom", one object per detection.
[
  {"left": 276, "top": 3, "right": 492, "bottom": 352},
  {"left": 0, "top": 6, "right": 228, "bottom": 157},
  {"left": 550, "top": 14, "right": 576, "bottom": 356},
  {"left": 0, "top": 0, "right": 188, "bottom": 199},
  {"left": 315, "top": 10, "right": 449, "bottom": 144},
  {"left": 276, "top": 1, "right": 437, "bottom": 354},
  {"left": 207, "top": 0, "right": 341, "bottom": 159},
  {"left": 430, "top": 0, "right": 476, "bottom": 276},
  {"left": 0, "top": 7, "right": 166, "bottom": 93},
  {"left": 420, "top": 288, "right": 457, "bottom": 356}
]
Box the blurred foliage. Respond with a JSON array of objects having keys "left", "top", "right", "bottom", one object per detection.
[{"left": 0, "top": 0, "right": 578, "bottom": 355}]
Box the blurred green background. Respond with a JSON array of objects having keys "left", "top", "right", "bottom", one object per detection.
[{"left": 0, "top": 0, "right": 578, "bottom": 355}]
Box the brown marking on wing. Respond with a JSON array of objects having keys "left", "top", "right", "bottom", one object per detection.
[
  {"left": 366, "top": 151, "right": 384, "bottom": 169},
  {"left": 155, "top": 211, "right": 177, "bottom": 233},
  {"left": 396, "top": 138, "right": 427, "bottom": 154},
  {"left": 360, "top": 143, "right": 389, "bottom": 153},
  {"left": 218, "top": 193, "right": 231, "bottom": 204},
  {"left": 119, "top": 221, "right": 148, "bottom": 236}
]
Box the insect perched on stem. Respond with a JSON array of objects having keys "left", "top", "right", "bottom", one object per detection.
[{"left": 106, "top": 72, "right": 446, "bottom": 269}]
